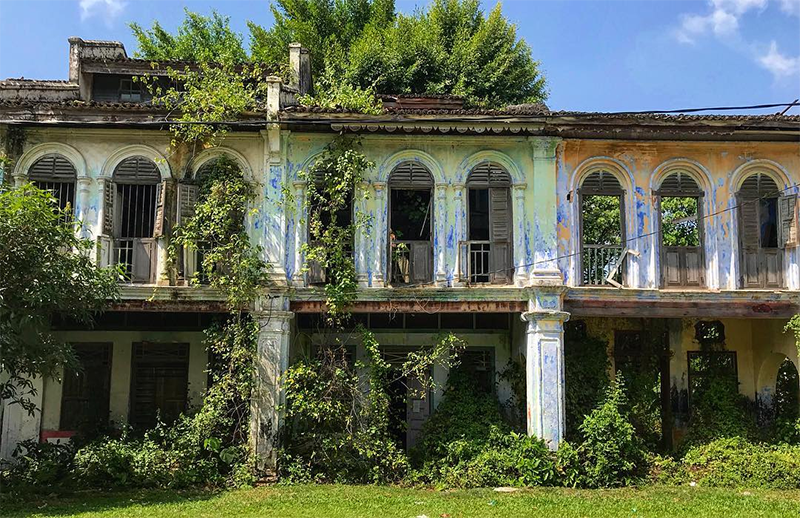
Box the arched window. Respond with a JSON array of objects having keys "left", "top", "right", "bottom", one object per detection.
[
  {"left": 579, "top": 170, "right": 625, "bottom": 286},
  {"left": 306, "top": 165, "right": 355, "bottom": 285},
  {"left": 465, "top": 163, "right": 512, "bottom": 283},
  {"left": 737, "top": 173, "right": 791, "bottom": 288},
  {"left": 388, "top": 162, "right": 433, "bottom": 285},
  {"left": 110, "top": 156, "right": 162, "bottom": 283},
  {"left": 28, "top": 154, "right": 77, "bottom": 213},
  {"left": 658, "top": 171, "right": 704, "bottom": 288}
]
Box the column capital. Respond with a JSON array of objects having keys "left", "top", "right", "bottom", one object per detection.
[
  {"left": 530, "top": 137, "right": 561, "bottom": 159},
  {"left": 521, "top": 310, "right": 570, "bottom": 325}
]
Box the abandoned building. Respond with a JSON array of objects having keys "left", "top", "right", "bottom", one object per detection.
[{"left": 1, "top": 37, "right": 800, "bottom": 464}]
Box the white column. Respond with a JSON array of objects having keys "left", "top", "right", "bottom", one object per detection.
[
  {"left": 522, "top": 289, "right": 569, "bottom": 450},
  {"left": 530, "top": 138, "right": 562, "bottom": 282},
  {"left": 291, "top": 180, "right": 307, "bottom": 286},
  {"left": 434, "top": 182, "right": 448, "bottom": 285},
  {"left": 0, "top": 377, "right": 43, "bottom": 460},
  {"left": 512, "top": 183, "right": 528, "bottom": 286},
  {"left": 453, "top": 183, "right": 467, "bottom": 286},
  {"left": 373, "top": 182, "right": 387, "bottom": 287},
  {"left": 355, "top": 181, "right": 370, "bottom": 287},
  {"left": 261, "top": 126, "right": 288, "bottom": 285},
  {"left": 250, "top": 308, "right": 293, "bottom": 472},
  {"left": 76, "top": 176, "right": 92, "bottom": 239}
]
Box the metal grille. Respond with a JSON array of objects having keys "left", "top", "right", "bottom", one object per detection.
[
  {"left": 117, "top": 183, "right": 157, "bottom": 238},
  {"left": 388, "top": 162, "right": 433, "bottom": 188},
  {"left": 467, "top": 163, "right": 511, "bottom": 187},
  {"left": 467, "top": 241, "right": 491, "bottom": 283},
  {"left": 581, "top": 170, "right": 623, "bottom": 193},
  {"left": 115, "top": 238, "right": 135, "bottom": 279},
  {"left": 33, "top": 181, "right": 75, "bottom": 213},
  {"left": 582, "top": 244, "right": 624, "bottom": 285},
  {"left": 113, "top": 156, "right": 160, "bottom": 184}
]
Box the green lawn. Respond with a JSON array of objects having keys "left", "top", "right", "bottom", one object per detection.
[{"left": 2, "top": 484, "right": 800, "bottom": 518}]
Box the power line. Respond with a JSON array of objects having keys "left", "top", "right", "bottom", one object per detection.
[{"left": 292, "top": 180, "right": 800, "bottom": 297}]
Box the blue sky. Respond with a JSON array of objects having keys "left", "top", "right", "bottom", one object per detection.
[{"left": 0, "top": 0, "right": 798, "bottom": 113}]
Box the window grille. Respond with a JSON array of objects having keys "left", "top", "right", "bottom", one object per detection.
[{"left": 28, "top": 154, "right": 77, "bottom": 213}]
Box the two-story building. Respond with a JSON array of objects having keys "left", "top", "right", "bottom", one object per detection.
[{"left": 1, "top": 37, "right": 799, "bottom": 464}]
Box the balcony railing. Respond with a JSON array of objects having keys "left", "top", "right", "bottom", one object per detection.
[
  {"left": 581, "top": 244, "right": 624, "bottom": 286},
  {"left": 458, "top": 240, "right": 512, "bottom": 284}
]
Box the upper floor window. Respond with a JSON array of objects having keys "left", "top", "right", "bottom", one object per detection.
[
  {"left": 119, "top": 78, "right": 143, "bottom": 103},
  {"left": 464, "top": 163, "right": 512, "bottom": 284},
  {"left": 389, "top": 162, "right": 433, "bottom": 285},
  {"left": 307, "top": 167, "right": 354, "bottom": 285},
  {"left": 736, "top": 173, "right": 795, "bottom": 289},
  {"left": 108, "top": 156, "right": 162, "bottom": 283},
  {"left": 579, "top": 170, "right": 625, "bottom": 286},
  {"left": 658, "top": 172, "right": 704, "bottom": 288},
  {"left": 28, "top": 154, "right": 77, "bottom": 214}
]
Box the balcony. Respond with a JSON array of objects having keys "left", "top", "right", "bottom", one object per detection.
[{"left": 581, "top": 244, "right": 624, "bottom": 286}]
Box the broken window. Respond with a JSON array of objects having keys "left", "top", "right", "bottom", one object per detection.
[
  {"left": 28, "top": 154, "right": 76, "bottom": 217},
  {"left": 60, "top": 343, "right": 112, "bottom": 433},
  {"left": 737, "top": 173, "right": 793, "bottom": 288},
  {"left": 389, "top": 162, "right": 433, "bottom": 285},
  {"left": 658, "top": 172, "right": 704, "bottom": 288},
  {"left": 130, "top": 342, "right": 189, "bottom": 430},
  {"left": 109, "top": 156, "right": 163, "bottom": 283},
  {"left": 687, "top": 350, "right": 738, "bottom": 408},
  {"left": 464, "top": 163, "right": 512, "bottom": 283},
  {"left": 307, "top": 168, "right": 354, "bottom": 285},
  {"left": 579, "top": 171, "right": 625, "bottom": 285}
]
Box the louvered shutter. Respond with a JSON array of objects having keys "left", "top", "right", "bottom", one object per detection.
[
  {"left": 738, "top": 193, "right": 761, "bottom": 287},
  {"left": 307, "top": 257, "right": 326, "bottom": 285},
  {"left": 102, "top": 184, "right": 115, "bottom": 236},
  {"left": 152, "top": 181, "right": 167, "bottom": 237},
  {"left": 489, "top": 188, "right": 511, "bottom": 283},
  {"left": 177, "top": 183, "right": 199, "bottom": 225},
  {"left": 779, "top": 194, "right": 798, "bottom": 248}
]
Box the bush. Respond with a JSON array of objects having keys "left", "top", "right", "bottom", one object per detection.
[
  {"left": 682, "top": 376, "right": 757, "bottom": 448},
  {"left": 412, "top": 426, "right": 557, "bottom": 489},
  {"left": 677, "top": 437, "right": 800, "bottom": 489},
  {"left": 0, "top": 440, "right": 74, "bottom": 489},
  {"left": 561, "top": 377, "right": 647, "bottom": 488},
  {"left": 564, "top": 329, "right": 610, "bottom": 441}
]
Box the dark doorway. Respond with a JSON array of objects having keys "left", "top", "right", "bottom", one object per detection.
[{"left": 130, "top": 342, "right": 189, "bottom": 430}]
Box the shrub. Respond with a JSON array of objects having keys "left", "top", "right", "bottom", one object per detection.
[
  {"left": 682, "top": 376, "right": 757, "bottom": 448},
  {"left": 564, "top": 327, "right": 610, "bottom": 441},
  {"left": 679, "top": 437, "right": 800, "bottom": 489},
  {"left": 0, "top": 440, "right": 75, "bottom": 489},
  {"left": 564, "top": 377, "right": 647, "bottom": 488}
]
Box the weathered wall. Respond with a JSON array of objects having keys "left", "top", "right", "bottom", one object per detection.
[{"left": 557, "top": 140, "right": 800, "bottom": 290}]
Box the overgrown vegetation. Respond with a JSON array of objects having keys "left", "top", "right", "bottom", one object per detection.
[
  {"left": 0, "top": 185, "right": 119, "bottom": 413},
  {"left": 131, "top": 0, "right": 547, "bottom": 109}
]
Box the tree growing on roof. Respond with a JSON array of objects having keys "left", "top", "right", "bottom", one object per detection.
[{"left": 130, "top": 0, "right": 548, "bottom": 109}]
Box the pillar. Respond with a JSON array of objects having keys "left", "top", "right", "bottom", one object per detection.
[
  {"left": 373, "top": 181, "right": 387, "bottom": 286},
  {"left": 0, "top": 377, "right": 43, "bottom": 460},
  {"left": 434, "top": 182, "right": 448, "bottom": 285},
  {"left": 250, "top": 306, "right": 293, "bottom": 472},
  {"left": 522, "top": 289, "right": 569, "bottom": 449},
  {"left": 76, "top": 176, "right": 92, "bottom": 238}
]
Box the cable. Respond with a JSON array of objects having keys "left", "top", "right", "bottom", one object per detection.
[{"left": 291, "top": 181, "right": 800, "bottom": 296}]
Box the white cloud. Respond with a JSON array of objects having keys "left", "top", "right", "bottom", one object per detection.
[
  {"left": 778, "top": 0, "right": 800, "bottom": 15},
  {"left": 759, "top": 40, "right": 800, "bottom": 78},
  {"left": 79, "top": 0, "right": 126, "bottom": 22},
  {"left": 675, "top": 0, "right": 768, "bottom": 44}
]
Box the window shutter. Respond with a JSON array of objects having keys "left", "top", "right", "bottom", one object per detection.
[
  {"left": 779, "top": 194, "right": 798, "bottom": 248},
  {"left": 489, "top": 187, "right": 511, "bottom": 283},
  {"left": 152, "top": 181, "right": 167, "bottom": 237},
  {"left": 411, "top": 242, "right": 432, "bottom": 283},
  {"left": 102, "top": 183, "right": 115, "bottom": 236},
  {"left": 738, "top": 194, "right": 760, "bottom": 250},
  {"left": 177, "top": 183, "right": 199, "bottom": 225},
  {"left": 132, "top": 239, "right": 153, "bottom": 283}
]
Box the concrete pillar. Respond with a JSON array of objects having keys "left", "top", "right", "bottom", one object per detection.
[
  {"left": 0, "top": 377, "right": 43, "bottom": 460},
  {"left": 529, "top": 138, "right": 563, "bottom": 281},
  {"left": 434, "top": 182, "right": 448, "bottom": 285},
  {"left": 250, "top": 306, "right": 293, "bottom": 472},
  {"left": 373, "top": 181, "right": 387, "bottom": 286},
  {"left": 522, "top": 289, "right": 569, "bottom": 450}
]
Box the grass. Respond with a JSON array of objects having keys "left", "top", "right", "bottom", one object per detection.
[{"left": 3, "top": 484, "right": 800, "bottom": 518}]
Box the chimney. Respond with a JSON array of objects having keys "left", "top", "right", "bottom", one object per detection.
[
  {"left": 288, "top": 43, "right": 311, "bottom": 96},
  {"left": 68, "top": 37, "right": 83, "bottom": 83}
]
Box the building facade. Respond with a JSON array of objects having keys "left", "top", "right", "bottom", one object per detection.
[{"left": 1, "top": 38, "right": 799, "bottom": 464}]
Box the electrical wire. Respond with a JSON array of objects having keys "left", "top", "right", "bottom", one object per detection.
[{"left": 291, "top": 181, "right": 800, "bottom": 298}]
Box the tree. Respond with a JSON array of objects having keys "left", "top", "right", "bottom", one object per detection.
[
  {"left": 0, "top": 185, "right": 119, "bottom": 412},
  {"left": 131, "top": 0, "right": 547, "bottom": 109}
]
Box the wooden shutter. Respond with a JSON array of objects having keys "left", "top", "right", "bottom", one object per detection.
[
  {"left": 131, "top": 239, "right": 153, "bottom": 283},
  {"left": 738, "top": 194, "right": 761, "bottom": 287},
  {"left": 489, "top": 187, "right": 511, "bottom": 283},
  {"left": 307, "top": 256, "right": 326, "bottom": 285},
  {"left": 411, "top": 242, "right": 432, "bottom": 283},
  {"left": 177, "top": 183, "right": 199, "bottom": 225},
  {"left": 779, "top": 194, "right": 798, "bottom": 248},
  {"left": 152, "top": 181, "right": 167, "bottom": 237},
  {"left": 102, "top": 183, "right": 115, "bottom": 236}
]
